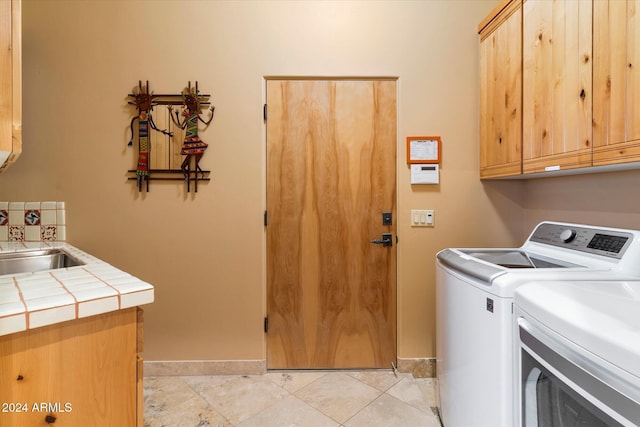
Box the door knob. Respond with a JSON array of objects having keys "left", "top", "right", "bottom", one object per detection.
[{"left": 371, "top": 233, "right": 393, "bottom": 247}]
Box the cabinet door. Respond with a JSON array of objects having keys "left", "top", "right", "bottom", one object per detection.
[
  {"left": 522, "top": 0, "right": 592, "bottom": 174},
  {"left": 593, "top": 0, "right": 640, "bottom": 165},
  {"left": 479, "top": 0, "right": 522, "bottom": 179},
  {"left": 0, "top": 0, "right": 21, "bottom": 174},
  {"left": 0, "top": 309, "right": 138, "bottom": 427}
]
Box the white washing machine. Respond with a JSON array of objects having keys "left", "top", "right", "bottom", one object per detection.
[
  {"left": 435, "top": 221, "right": 640, "bottom": 427},
  {"left": 515, "top": 280, "right": 640, "bottom": 426}
]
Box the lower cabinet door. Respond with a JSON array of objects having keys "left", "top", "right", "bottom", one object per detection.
[{"left": 0, "top": 308, "right": 138, "bottom": 426}]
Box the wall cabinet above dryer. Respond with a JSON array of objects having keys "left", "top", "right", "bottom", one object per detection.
[
  {"left": 478, "top": 0, "right": 522, "bottom": 179},
  {"left": 521, "top": 0, "right": 593, "bottom": 174},
  {"left": 592, "top": 0, "right": 640, "bottom": 167},
  {"left": 478, "top": 0, "right": 640, "bottom": 179}
]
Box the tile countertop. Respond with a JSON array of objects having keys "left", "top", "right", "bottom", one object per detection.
[{"left": 0, "top": 241, "right": 154, "bottom": 336}]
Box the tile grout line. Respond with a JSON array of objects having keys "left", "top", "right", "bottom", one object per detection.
[
  {"left": 340, "top": 388, "right": 387, "bottom": 426},
  {"left": 144, "top": 373, "right": 441, "bottom": 427},
  {"left": 179, "top": 376, "right": 234, "bottom": 426}
]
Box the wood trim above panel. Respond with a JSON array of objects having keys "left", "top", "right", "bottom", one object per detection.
[
  {"left": 478, "top": 0, "right": 521, "bottom": 39},
  {"left": 480, "top": 161, "right": 522, "bottom": 179},
  {"left": 522, "top": 149, "right": 592, "bottom": 174},
  {"left": 593, "top": 139, "right": 640, "bottom": 166}
]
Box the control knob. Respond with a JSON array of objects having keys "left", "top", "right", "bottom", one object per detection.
[{"left": 560, "top": 229, "right": 577, "bottom": 243}]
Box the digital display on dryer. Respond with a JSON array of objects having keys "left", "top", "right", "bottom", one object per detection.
[{"left": 587, "top": 234, "right": 629, "bottom": 254}]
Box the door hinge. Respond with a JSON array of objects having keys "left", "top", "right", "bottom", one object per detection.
[
  {"left": 263, "top": 104, "right": 268, "bottom": 121},
  {"left": 264, "top": 210, "right": 268, "bottom": 226},
  {"left": 264, "top": 316, "right": 269, "bottom": 333}
]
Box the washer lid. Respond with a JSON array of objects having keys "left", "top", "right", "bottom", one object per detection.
[
  {"left": 515, "top": 280, "right": 640, "bottom": 379},
  {"left": 460, "top": 249, "right": 583, "bottom": 268}
]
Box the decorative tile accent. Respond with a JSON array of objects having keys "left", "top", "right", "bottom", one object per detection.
[
  {"left": 25, "top": 210, "right": 41, "bottom": 225},
  {"left": 41, "top": 225, "right": 57, "bottom": 241},
  {"left": 8, "top": 225, "right": 24, "bottom": 241},
  {"left": 0, "top": 201, "right": 66, "bottom": 242}
]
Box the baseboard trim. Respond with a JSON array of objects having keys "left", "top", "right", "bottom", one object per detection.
[
  {"left": 144, "top": 359, "right": 266, "bottom": 376},
  {"left": 396, "top": 357, "right": 436, "bottom": 378},
  {"left": 143, "top": 358, "right": 435, "bottom": 378}
]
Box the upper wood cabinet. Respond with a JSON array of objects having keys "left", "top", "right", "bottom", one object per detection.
[
  {"left": 0, "top": 0, "right": 21, "bottom": 174},
  {"left": 479, "top": 0, "right": 522, "bottom": 179},
  {"left": 593, "top": 0, "right": 640, "bottom": 166},
  {"left": 522, "top": 0, "right": 593, "bottom": 174}
]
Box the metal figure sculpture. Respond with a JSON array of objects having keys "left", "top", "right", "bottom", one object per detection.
[
  {"left": 168, "top": 81, "right": 215, "bottom": 192},
  {"left": 127, "top": 80, "right": 172, "bottom": 191}
]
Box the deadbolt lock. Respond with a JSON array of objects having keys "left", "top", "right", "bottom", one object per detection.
[{"left": 382, "top": 211, "right": 393, "bottom": 226}]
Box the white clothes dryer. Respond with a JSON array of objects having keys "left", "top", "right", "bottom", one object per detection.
[
  {"left": 514, "top": 280, "right": 640, "bottom": 426},
  {"left": 435, "top": 221, "right": 640, "bottom": 427}
]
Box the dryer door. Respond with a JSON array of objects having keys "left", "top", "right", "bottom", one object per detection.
[{"left": 518, "top": 320, "right": 640, "bottom": 427}]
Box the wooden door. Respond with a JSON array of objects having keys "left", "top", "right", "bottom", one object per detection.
[
  {"left": 266, "top": 79, "right": 397, "bottom": 369},
  {"left": 522, "top": 0, "right": 592, "bottom": 174},
  {"left": 593, "top": 0, "right": 640, "bottom": 166},
  {"left": 479, "top": 0, "right": 522, "bottom": 179}
]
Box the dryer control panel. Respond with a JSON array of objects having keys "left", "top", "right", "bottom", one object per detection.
[{"left": 529, "top": 223, "right": 634, "bottom": 259}]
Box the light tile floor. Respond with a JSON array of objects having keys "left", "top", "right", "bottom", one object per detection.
[{"left": 144, "top": 370, "right": 442, "bottom": 427}]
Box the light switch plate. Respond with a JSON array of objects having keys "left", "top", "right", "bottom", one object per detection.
[{"left": 411, "top": 209, "right": 434, "bottom": 227}]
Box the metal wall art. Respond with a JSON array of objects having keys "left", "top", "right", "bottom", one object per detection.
[
  {"left": 126, "top": 80, "right": 214, "bottom": 193},
  {"left": 127, "top": 81, "right": 173, "bottom": 191}
]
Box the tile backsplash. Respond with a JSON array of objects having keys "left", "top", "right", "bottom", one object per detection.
[{"left": 0, "top": 201, "right": 66, "bottom": 242}]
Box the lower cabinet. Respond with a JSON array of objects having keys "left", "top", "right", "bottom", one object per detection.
[{"left": 0, "top": 308, "right": 143, "bottom": 426}]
